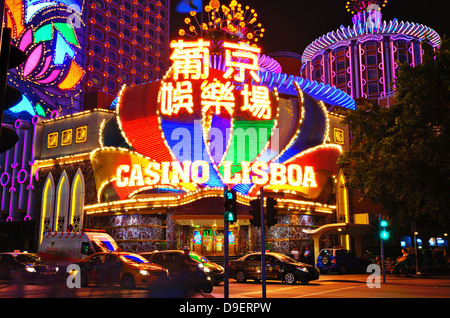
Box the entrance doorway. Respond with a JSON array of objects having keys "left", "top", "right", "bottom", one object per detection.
[{"left": 192, "top": 228, "right": 237, "bottom": 255}]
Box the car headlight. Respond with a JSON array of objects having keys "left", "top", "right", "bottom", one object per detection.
[
  {"left": 203, "top": 267, "right": 211, "bottom": 273},
  {"left": 25, "top": 266, "right": 36, "bottom": 273},
  {"left": 139, "top": 270, "right": 150, "bottom": 276},
  {"left": 297, "top": 267, "right": 308, "bottom": 272}
]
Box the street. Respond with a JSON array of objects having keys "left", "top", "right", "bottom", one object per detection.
[{"left": 1, "top": 273, "right": 449, "bottom": 298}]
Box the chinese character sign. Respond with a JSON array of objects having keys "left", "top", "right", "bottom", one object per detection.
[{"left": 160, "top": 39, "right": 272, "bottom": 120}]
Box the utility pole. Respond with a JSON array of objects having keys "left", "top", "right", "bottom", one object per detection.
[
  {"left": 260, "top": 187, "right": 266, "bottom": 298},
  {"left": 223, "top": 186, "right": 229, "bottom": 298}
]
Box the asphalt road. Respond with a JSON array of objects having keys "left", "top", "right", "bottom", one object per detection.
[
  {"left": 1, "top": 273, "right": 449, "bottom": 298},
  {"left": 206, "top": 273, "right": 450, "bottom": 298}
]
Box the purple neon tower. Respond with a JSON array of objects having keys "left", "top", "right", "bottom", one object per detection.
[{"left": 301, "top": 0, "right": 441, "bottom": 103}]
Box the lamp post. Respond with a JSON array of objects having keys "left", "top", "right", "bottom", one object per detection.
[{"left": 414, "top": 231, "right": 420, "bottom": 276}]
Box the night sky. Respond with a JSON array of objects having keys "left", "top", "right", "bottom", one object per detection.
[{"left": 170, "top": 0, "right": 449, "bottom": 56}]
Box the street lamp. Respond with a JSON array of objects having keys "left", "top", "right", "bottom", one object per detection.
[{"left": 414, "top": 232, "right": 420, "bottom": 275}]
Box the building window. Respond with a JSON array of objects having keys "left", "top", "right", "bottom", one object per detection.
[
  {"left": 368, "top": 69, "right": 378, "bottom": 80},
  {"left": 367, "top": 55, "right": 377, "bottom": 65},
  {"left": 124, "top": 14, "right": 132, "bottom": 24},
  {"left": 94, "top": 29, "right": 104, "bottom": 40},
  {"left": 108, "top": 65, "right": 117, "bottom": 76},
  {"left": 93, "top": 43, "right": 103, "bottom": 55},
  {"left": 109, "top": 36, "right": 118, "bottom": 47},
  {"left": 107, "top": 79, "right": 117, "bottom": 91},
  {"left": 123, "top": 43, "right": 131, "bottom": 53},
  {"left": 123, "top": 27, "right": 131, "bottom": 38},
  {"left": 108, "top": 50, "right": 118, "bottom": 62},
  {"left": 93, "top": 59, "right": 103, "bottom": 70},
  {"left": 110, "top": 20, "right": 119, "bottom": 31},
  {"left": 368, "top": 83, "right": 378, "bottom": 95}
]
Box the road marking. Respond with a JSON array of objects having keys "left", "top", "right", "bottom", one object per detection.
[{"left": 294, "top": 284, "right": 366, "bottom": 298}]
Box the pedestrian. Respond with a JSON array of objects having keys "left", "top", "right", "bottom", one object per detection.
[
  {"left": 303, "top": 246, "right": 312, "bottom": 265},
  {"left": 291, "top": 247, "right": 300, "bottom": 261}
]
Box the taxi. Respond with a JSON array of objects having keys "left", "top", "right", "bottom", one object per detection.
[{"left": 76, "top": 252, "right": 168, "bottom": 289}]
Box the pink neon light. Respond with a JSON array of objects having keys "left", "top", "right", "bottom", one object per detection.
[
  {"left": 379, "top": 42, "right": 386, "bottom": 96},
  {"left": 19, "top": 29, "right": 33, "bottom": 52},
  {"left": 23, "top": 44, "right": 43, "bottom": 77},
  {"left": 35, "top": 55, "right": 52, "bottom": 78},
  {"left": 37, "top": 69, "right": 61, "bottom": 84}
]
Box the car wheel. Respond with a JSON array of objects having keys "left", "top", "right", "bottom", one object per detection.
[
  {"left": 235, "top": 271, "right": 247, "bottom": 283},
  {"left": 338, "top": 264, "right": 346, "bottom": 274},
  {"left": 202, "top": 280, "right": 213, "bottom": 293},
  {"left": 284, "top": 272, "right": 297, "bottom": 285},
  {"left": 322, "top": 256, "right": 331, "bottom": 266},
  {"left": 120, "top": 274, "right": 135, "bottom": 289},
  {"left": 80, "top": 272, "right": 88, "bottom": 287}
]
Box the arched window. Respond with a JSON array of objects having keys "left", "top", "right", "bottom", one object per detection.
[
  {"left": 40, "top": 173, "right": 55, "bottom": 243},
  {"left": 70, "top": 169, "right": 85, "bottom": 232},
  {"left": 55, "top": 171, "right": 70, "bottom": 232}
]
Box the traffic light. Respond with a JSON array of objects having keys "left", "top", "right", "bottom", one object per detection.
[
  {"left": 223, "top": 188, "right": 237, "bottom": 223},
  {"left": 266, "top": 197, "right": 278, "bottom": 227},
  {"left": 380, "top": 219, "right": 389, "bottom": 240},
  {"left": 0, "top": 26, "right": 27, "bottom": 153},
  {"left": 249, "top": 199, "right": 261, "bottom": 227}
]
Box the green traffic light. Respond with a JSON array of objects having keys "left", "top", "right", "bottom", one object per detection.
[
  {"left": 380, "top": 220, "right": 388, "bottom": 227},
  {"left": 380, "top": 230, "right": 389, "bottom": 240}
]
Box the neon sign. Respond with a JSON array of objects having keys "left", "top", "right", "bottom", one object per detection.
[
  {"left": 115, "top": 161, "right": 317, "bottom": 189},
  {"left": 91, "top": 1, "right": 344, "bottom": 202},
  {"left": 159, "top": 39, "right": 272, "bottom": 119}
]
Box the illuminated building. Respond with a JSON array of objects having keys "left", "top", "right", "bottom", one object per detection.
[
  {"left": 301, "top": 0, "right": 441, "bottom": 103},
  {"left": 0, "top": 0, "right": 171, "bottom": 250},
  {"left": 2, "top": 0, "right": 87, "bottom": 121},
  {"left": 82, "top": 0, "right": 171, "bottom": 110},
  {"left": 1, "top": 1, "right": 88, "bottom": 251},
  {"left": 28, "top": 1, "right": 358, "bottom": 257},
  {"left": 299, "top": 0, "right": 442, "bottom": 250}
]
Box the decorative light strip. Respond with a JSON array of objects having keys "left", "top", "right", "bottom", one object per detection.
[
  {"left": 84, "top": 187, "right": 335, "bottom": 215},
  {"left": 302, "top": 18, "right": 441, "bottom": 64}
]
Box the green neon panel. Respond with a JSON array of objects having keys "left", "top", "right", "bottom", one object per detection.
[
  {"left": 34, "top": 23, "right": 79, "bottom": 47},
  {"left": 219, "top": 120, "right": 274, "bottom": 176},
  {"left": 36, "top": 104, "right": 46, "bottom": 117},
  {"left": 53, "top": 22, "right": 79, "bottom": 47},
  {"left": 34, "top": 24, "right": 53, "bottom": 43}
]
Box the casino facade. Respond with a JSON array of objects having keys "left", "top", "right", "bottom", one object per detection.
[
  {"left": 30, "top": 1, "right": 359, "bottom": 257},
  {"left": 1, "top": 0, "right": 443, "bottom": 258}
]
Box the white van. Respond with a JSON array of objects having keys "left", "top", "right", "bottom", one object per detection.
[{"left": 38, "top": 230, "right": 119, "bottom": 264}]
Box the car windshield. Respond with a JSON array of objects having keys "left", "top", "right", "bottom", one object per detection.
[
  {"left": 319, "top": 249, "right": 332, "bottom": 257},
  {"left": 120, "top": 254, "right": 149, "bottom": 264},
  {"left": 15, "top": 254, "right": 41, "bottom": 264},
  {"left": 271, "top": 253, "right": 297, "bottom": 263},
  {"left": 189, "top": 251, "right": 209, "bottom": 263}
]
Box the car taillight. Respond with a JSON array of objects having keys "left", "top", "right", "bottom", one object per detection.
[{"left": 332, "top": 258, "right": 336, "bottom": 264}]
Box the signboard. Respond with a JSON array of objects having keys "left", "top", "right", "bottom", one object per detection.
[{"left": 91, "top": 37, "right": 343, "bottom": 202}]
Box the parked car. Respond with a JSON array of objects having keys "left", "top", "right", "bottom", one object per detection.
[
  {"left": 316, "top": 247, "right": 370, "bottom": 274},
  {"left": 229, "top": 252, "right": 319, "bottom": 285},
  {"left": 75, "top": 252, "right": 168, "bottom": 289},
  {"left": 0, "top": 252, "right": 58, "bottom": 281},
  {"left": 185, "top": 251, "right": 224, "bottom": 285},
  {"left": 140, "top": 250, "right": 213, "bottom": 293}
]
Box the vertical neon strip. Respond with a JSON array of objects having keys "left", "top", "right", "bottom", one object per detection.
[
  {"left": 347, "top": 46, "right": 354, "bottom": 99},
  {"left": 359, "top": 44, "right": 364, "bottom": 98},
  {"left": 329, "top": 51, "right": 334, "bottom": 87},
  {"left": 390, "top": 40, "right": 396, "bottom": 91},
  {"left": 410, "top": 42, "right": 416, "bottom": 68},
  {"left": 379, "top": 42, "right": 386, "bottom": 96},
  {"left": 40, "top": 177, "right": 53, "bottom": 243}
]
